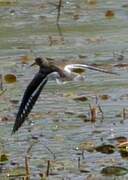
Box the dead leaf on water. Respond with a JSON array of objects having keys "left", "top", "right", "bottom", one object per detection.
[
  {"left": 65, "top": 111, "right": 75, "bottom": 115},
  {"left": 118, "top": 141, "right": 128, "bottom": 158},
  {"left": 0, "top": 153, "right": 9, "bottom": 163},
  {"left": 110, "top": 136, "right": 127, "bottom": 144},
  {"left": 0, "top": 0, "right": 16, "bottom": 6},
  {"left": 87, "top": 0, "right": 97, "bottom": 5},
  {"left": 95, "top": 144, "right": 115, "bottom": 154},
  {"left": 73, "top": 14, "right": 80, "bottom": 20},
  {"left": 73, "top": 95, "right": 88, "bottom": 102},
  {"left": 79, "top": 141, "right": 96, "bottom": 152},
  {"left": 118, "top": 146, "right": 128, "bottom": 158},
  {"left": 105, "top": 10, "right": 115, "bottom": 18},
  {"left": 101, "top": 166, "right": 128, "bottom": 176},
  {"left": 4, "top": 74, "right": 16, "bottom": 84},
  {"left": 99, "top": 94, "right": 110, "bottom": 100}
]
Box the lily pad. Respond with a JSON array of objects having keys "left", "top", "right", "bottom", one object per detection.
[
  {"left": 95, "top": 144, "right": 115, "bottom": 154},
  {"left": 105, "top": 10, "right": 115, "bottom": 18},
  {"left": 101, "top": 166, "right": 128, "bottom": 176},
  {"left": 0, "top": 153, "right": 9, "bottom": 164},
  {"left": 73, "top": 95, "right": 88, "bottom": 102},
  {"left": 4, "top": 74, "right": 17, "bottom": 84},
  {"left": 99, "top": 94, "right": 110, "bottom": 100}
]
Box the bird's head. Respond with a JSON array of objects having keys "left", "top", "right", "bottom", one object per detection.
[
  {"left": 30, "top": 57, "right": 49, "bottom": 67},
  {"left": 31, "top": 57, "right": 66, "bottom": 78}
]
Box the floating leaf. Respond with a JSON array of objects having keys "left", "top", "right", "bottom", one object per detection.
[
  {"left": 73, "top": 14, "right": 80, "bottom": 20},
  {"left": 101, "top": 166, "right": 128, "bottom": 176},
  {"left": 118, "top": 143, "right": 128, "bottom": 158},
  {"left": 73, "top": 95, "right": 88, "bottom": 101},
  {"left": 4, "top": 74, "right": 16, "bottom": 83},
  {"left": 79, "top": 141, "right": 96, "bottom": 152},
  {"left": 95, "top": 144, "right": 115, "bottom": 154},
  {"left": 0, "top": 0, "right": 16, "bottom": 6},
  {"left": 0, "top": 153, "right": 9, "bottom": 163},
  {"left": 119, "top": 147, "right": 128, "bottom": 158},
  {"left": 99, "top": 94, "right": 110, "bottom": 100},
  {"left": 87, "top": 0, "right": 97, "bottom": 5},
  {"left": 105, "top": 10, "right": 115, "bottom": 18},
  {"left": 79, "top": 167, "right": 90, "bottom": 173},
  {"left": 112, "top": 136, "right": 127, "bottom": 144}
]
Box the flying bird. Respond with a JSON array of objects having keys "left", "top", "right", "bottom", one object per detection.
[{"left": 12, "top": 57, "right": 117, "bottom": 134}]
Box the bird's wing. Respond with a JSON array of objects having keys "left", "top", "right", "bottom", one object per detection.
[
  {"left": 64, "top": 64, "right": 118, "bottom": 75},
  {"left": 12, "top": 72, "right": 48, "bottom": 134}
]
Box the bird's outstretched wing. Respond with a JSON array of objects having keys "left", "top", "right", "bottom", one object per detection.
[
  {"left": 64, "top": 64, "right": 118, "bottom": 75},
  {"left": 12, "top": 73, "right": 48, "bottom": 134}
]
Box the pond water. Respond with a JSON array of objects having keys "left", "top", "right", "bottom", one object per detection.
[{"left": 0, "top": 0, "right": 128, "bottom": 179}]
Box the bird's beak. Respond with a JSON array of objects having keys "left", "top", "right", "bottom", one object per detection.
[{"left": 30, "top": 62, "right": 37, "bottom": 67}]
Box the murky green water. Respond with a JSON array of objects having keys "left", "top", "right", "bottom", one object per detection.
[{"left": 0, "top": 0, "right": 128, "bottom": 179}]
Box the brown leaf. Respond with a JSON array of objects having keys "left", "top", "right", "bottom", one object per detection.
[
  {"left": 73, "top": 95, "right": 88, "bottom": 101},
  {"left": 99, "top": 94, "right": 110, "bottom": 100},
  {"left": 0, "top": 153, "right": 9, "bottom": 163},
  {"left": 105, "top": 10, "right": 115, "bottom": 18},
  {"left": 87, "top": 0, "right": 97, "bottom": 5},
  {"left": 4, "top": 74, "right": 16, "bottom": 83},
  {"left": 95, "top": 144, "right": 115, "bottom": 154}
]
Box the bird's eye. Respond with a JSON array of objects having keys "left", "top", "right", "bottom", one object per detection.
[{"left": 72, "top": 68, "right": 85, "bottom": 74}]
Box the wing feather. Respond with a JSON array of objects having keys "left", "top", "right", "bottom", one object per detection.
[{"left": 12, "top": 73, "right": 47, "bottom": 134}]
